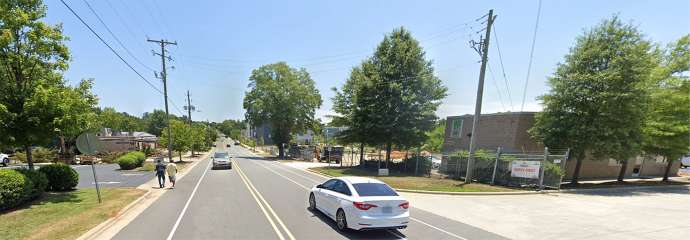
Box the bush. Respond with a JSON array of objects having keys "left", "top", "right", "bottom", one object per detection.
[
  {"left": 140, "top": 162, "right": 155, "bottom": 171},
  {"left": 0, "top": 169, "right": 32, "bottom": 210},
  {"left": 100, "top": 152, "right": 126, "bottom": 164},
  {"left": 14, "top": 168, "right": 48, "bottom": 199},
  {"left": 130, "top": 151, "right": 146, "bottom": 166},
  {"left": 12, "top": 147, "right": 58, "bottom": 163},
  {"left": 38, "top": 164, "right": 79, "bottom": 191},
  {"left": 117, "top": 155, "right": 138, "bottom": 170}
]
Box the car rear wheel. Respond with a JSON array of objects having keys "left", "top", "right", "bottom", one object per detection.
[
  {"left": 308, "top": 193, "right": 316, "bottom": 210},
  {"left": 336, "top": 209, "right": 347, "bottom": 231}
]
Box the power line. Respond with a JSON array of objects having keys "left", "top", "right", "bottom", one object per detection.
[
  {"left": 103, "top": 0, "right": 150, "bottom": 50},
  {"left": 59, "top": 0, "right": 163, "bottom": 94},
  {"left": 488, "top": 64, "right": 507, "bottom": 111},
  {"left": 492, "top": 25, "right": 514, "bottom": 111},
  {"left": 82, "top": 0, "right": 155, "bottom": 71},
  {"left": 520, "top": 0, "right": 543, "bottom": 112}
]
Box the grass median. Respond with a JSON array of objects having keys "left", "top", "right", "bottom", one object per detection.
[
  {"left": 311, "top": 167, "right": 517, "bottom": 192},
  {"left": 0, "top": 188, "right": 146, "bottom": 240}
]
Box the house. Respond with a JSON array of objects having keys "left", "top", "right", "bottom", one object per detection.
[
  {"left": 96, "top": 128, "right": 158, "bottom": 152},
  {"left": 442, "top": 112, "right": 681, "bottom": 180}
]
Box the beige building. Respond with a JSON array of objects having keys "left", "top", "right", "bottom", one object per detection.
[{"left": 97, "top": 128, "right": 158, "bottom": 153}]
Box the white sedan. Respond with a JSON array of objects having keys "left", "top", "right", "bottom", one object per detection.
[{"left": 308, "top": 177, "right": 409, "bottom": 231}]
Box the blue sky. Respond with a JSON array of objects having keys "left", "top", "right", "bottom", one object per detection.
[{"left": 45, "top": 0, "right": 689, "bottom": 122}]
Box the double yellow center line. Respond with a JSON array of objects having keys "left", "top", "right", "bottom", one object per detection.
[{"left": 233, "top": 158, "right": 296, "bottom": 240}]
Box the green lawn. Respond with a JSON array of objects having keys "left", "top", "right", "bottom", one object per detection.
[
  {"left": 0, "top": 188, "right": 145, "bottom": 240},
  {"left": 311, "top": 167, "right": 517, "bottom": 192}
]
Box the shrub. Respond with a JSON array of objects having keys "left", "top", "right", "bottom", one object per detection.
[
  {"left": 12, "top": 148, "right": 58, "bottom": 163},
  {"left": 0, "top": 169, "right": 31, "bottom": 210},
  {"left": 117, "top": 155, "right": 138, "bottom": 170},
  {"left": 100, "top": 152, "right": 126, "bottom": 164},
  {"left": 140, "top": 162, "right": 155, "bottom": 171},
  {"left": 130, "top": 151, "right": 146, "bottom": 167},
  {"left": 38, "top": 164, "right": 79, "bottom": 191},
  {"left": 14, "top": 168, "right": 48, "bottom": 199}
]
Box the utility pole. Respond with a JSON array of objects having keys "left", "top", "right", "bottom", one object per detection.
[
  {"left": 465, "top": 9, "right": 496, "bottom": 183},
  {"left": 185, "top": 90, "right": 196, "bottom": 156},
  {"left": 148, "top": 38, "right": 177, "bottom": 163}
]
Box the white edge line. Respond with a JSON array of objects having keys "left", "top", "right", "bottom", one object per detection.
[
  {"left": 165, "top": 158, "right": 212, "bottom": 240},
  {"left": 410, "top": 217, "right": 468, "bottom": 240}
]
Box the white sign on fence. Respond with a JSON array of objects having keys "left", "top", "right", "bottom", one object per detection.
[{"left": 511, "top": 160, "right": 541, "bottom": 179}]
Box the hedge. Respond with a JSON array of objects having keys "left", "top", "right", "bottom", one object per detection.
[
  {"left": 38, "top": 164, "right": 79, "bottom": 191},
  {"left": 15, "top": 168, "right": 48, "bottom": 199},
  {"left": 0, "top": 169, "right": 31, "bottom": 210}
]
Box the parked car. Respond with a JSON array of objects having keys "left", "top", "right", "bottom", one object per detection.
[
  {"left": 212, "top": 151, "right": 232, "bottom": 169},
  {"left": 234, "top": 141, "right": 240, "bottom": 145},
  {"left": 0, "top": 153, "right": 9, "bottom": 166},
  {"left": 308, "top": 177, "right": 409, "bottom": 231},
  {"left": 681, "top": 154, "right": 690, "bottom": 168},
  {"left": 226, "top": 144, "right": 232, "bottom": 148}
]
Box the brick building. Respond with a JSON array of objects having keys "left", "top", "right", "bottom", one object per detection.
[{"left": 442, "top": 112, "right": 680, "bottom": 180}]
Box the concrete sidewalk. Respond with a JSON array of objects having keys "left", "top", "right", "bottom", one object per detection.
[{"left": 402, "top": 185, "right": 690, "bottom": 240}]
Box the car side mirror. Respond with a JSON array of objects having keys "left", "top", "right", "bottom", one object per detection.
[{"left": 316, "top": 184, "right": 323, "bottom": 189}]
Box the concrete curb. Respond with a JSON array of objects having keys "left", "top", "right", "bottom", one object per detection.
[
  {"left": 75, "top": 189, "right": 152, "bottom": 240},
  {"left": 559, "top": 183, "right": 690, "bottom": 193},
  {"left": 301, "top": 167, "right": 554, "bottom": 196}
]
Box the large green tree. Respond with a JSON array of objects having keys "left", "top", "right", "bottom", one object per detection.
[
  {"left": 0, "top": 0, "right": 70, "bottom": 169},
  {"left": 97, "top": 107, "right": 145, "bottom": 132},
  {"left": 160, "top": 119, "right": 192, "bottom": 162},
  {"left": 243, "top": 62, "right": 322, "bottom": 158},
  {"left": 142, "top": 109, "right": 169, "bottom": 136},
  {"left": 643, "top": 35, "right": 690, "bottom": 181},
  {"left": 54, "top": 79, "right": 99, "bottom": 159},
  {"left": 530, "top": 17, "right": 656, "bottom": 183},
  {"left": 333, "top": 27, "right": 447, "bottom": 166}
]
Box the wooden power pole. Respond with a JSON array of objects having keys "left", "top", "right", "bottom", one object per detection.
[
  {"left": 148, "top": 38, "right": 177, "bottom": 162},
  {"left": 465, "top": 10, "right": 496, "bottom": 183}
]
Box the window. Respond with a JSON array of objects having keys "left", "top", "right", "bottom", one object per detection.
[
  {"left": 332, "top": 180, "right": 351, "bottom": 196},
  {"left": 352, "top": 183, "right": 398, "bottom": 196},
  {"left": 321, "top": 179, "right": 337, "bottom": 190},
  {"left": 451, "top": 119, "right": 463, "bottom": 138},
  {"left": 214, "top": 152, "right": 229, "bottom": 158}
]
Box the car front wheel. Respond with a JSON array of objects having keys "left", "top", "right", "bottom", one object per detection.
[
  {"left": 336, "top": 209, "right": 347, "bottom": 231},
  {"left": 308, "top": 193, "right": 316, "bottom": 210}
]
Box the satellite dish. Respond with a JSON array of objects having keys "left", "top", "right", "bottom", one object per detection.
[{"left": 76, "top": 133, "right": 103, "bottom": 155}]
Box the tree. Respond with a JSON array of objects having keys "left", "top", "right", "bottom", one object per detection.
[
  {"left": 422, "top": 119, "right": 446, "bottom": 153},
  {"left": 190, "top": 123, "right": 211, "bottom": 154},
  {"left": 333, "top": 27, "right": 447, "bottom": 166},
  {"left": 97, "top": 107, "right": 145, "bottom": 132},
  {"left": 159, "top": 119, "right": 192, "bottom": 162},
  {"left": 243, "top": 62, "right": 322, "bottom": 158},
  {"left": 643, "top": 35, "right": 690, "bottom": 181},
  {"left": 0, "top": 0, "right": 70, "bottom": 169},
  {"left": 530, "top": 17, "right": 656, "bottom": 183},
  {"left": 53, "top": 79, "right": 99, "bottom": 159},
  {"left": 142, "top": 109, "right": 168, "bottom": 136}
]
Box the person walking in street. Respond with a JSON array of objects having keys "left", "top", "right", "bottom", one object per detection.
[
  {"left": 166, "top": 161, "right": 178, "bottom": 189},
  {"left": 155, "top": 159, "right": 166, "bottom": 188}
]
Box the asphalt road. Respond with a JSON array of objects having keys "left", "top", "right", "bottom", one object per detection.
[
  {"left": 114, "top": 138, "right": 507, "bottom": 240},
  {"left": 72, "top": 164, "right": 154, "bottom": 189}
]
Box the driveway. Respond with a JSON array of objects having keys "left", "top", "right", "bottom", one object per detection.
[{"left": 403, "top": 185, "right": 690, "bottom": 240}]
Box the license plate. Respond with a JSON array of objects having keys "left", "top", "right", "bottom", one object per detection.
[{"left": 382, "top": 206, "right": 392, "bottom": 214}]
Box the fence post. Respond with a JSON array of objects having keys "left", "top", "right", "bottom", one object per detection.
[
  {"left": 539, "top": 147, "right": 548, "bottom": 191},
  {"left": 491, "top": 147, "right": 502, "bottom": 185},
  {"left": 559, "top": 148, "right": 570, "bottom": 189}
]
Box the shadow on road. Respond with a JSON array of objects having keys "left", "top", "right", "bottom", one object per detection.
[{"left": 306, "top": 207, "right": 406, "bottom": 240}]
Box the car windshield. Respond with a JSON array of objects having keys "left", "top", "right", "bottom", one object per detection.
[
  {"left": 352, "top": 183, "right": 398, "bottom": 196},
  {"left": 214, "top": 152, "right": 229, "bottom": 158}
]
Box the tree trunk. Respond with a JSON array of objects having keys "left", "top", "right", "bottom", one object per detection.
[
  {"left": 385, "top": 142, "right": 392, "bottom": 169},
  {"left": 179, "top": 152, "right": 183, "bottom": 162},
  {"left": 359, "top": 143, "right": 365, "bottom": 168},
  {"left": 571, "top": 153, "right": 584, "bottom": 184},
  {"left": 278, "top": 144, "right": 285, "bottom": 159},
  {"left": 662, "top": 158, "right": 673, "bottom": 182},
  {"left": 617, "top": 159, "right": 628, "bottom": 182},
  {"left": 25, "top": 145, "right": 34, "bottom": 170}
]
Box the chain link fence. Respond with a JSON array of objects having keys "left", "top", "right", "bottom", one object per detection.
[{"left": 441, "top": 147, "right": 569, "bottom": 190}]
